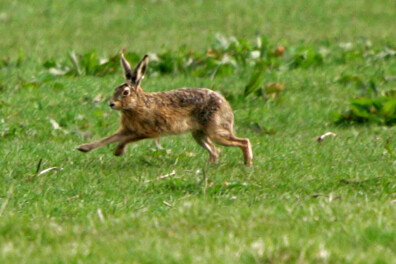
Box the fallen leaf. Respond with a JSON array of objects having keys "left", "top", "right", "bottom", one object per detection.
[
  {"left": 274, "top": 46, "right": 285, "bottom": 57},
  {"left": 157, "top": 170, "right": 176, "bottom": 180},
  {"left": 93, "top": 94, "right": 102, "bottom": 103},
  {"left": 97, "top": 208, "right": 105, "bottom": 222},
  {"left": 49, "top": 67, "right": 68, "bottom": 76},
  {"left": 50, "top": 119, "right": 61, "bottom": 130},
  {"left": 265, "top": 83, "right": 284, "bottom": 99},
  {"left": 317, "top": 132, "right": 336, "bottom": 142},
  {"left": 162, "top": 201, "right": 173, "bottom": 207},
  {"left": 37, "top": 167, "right": 61, "bottom": 176},
  {"left": 67, "top": 194, "right": 81, "bottom": 201}
]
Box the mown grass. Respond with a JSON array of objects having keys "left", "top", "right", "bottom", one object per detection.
[{"left": 1, "top": 0, "right": 396, "bottom": 263}]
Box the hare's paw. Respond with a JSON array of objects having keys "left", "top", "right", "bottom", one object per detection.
[
  {"left": 245, "top": 160, "right": 253, "bottom": 167},
  {"left": 114, "top": 145, "right": 126, "bottom": 156},
  {"left": 77, "top": 144, "right": 93, "bottom": 153}
]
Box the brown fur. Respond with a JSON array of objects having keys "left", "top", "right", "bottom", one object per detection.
[{"left": 77, "top": 54, "right": 253, "bottom": 166}]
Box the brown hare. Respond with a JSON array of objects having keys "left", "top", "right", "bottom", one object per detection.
[{"left": 77, "top": 53, "right": 253, "bottom": 166}]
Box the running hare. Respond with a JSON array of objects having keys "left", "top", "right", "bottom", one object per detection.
[{"left": 77, "top": 53, "right": 253, "bottom": 166}]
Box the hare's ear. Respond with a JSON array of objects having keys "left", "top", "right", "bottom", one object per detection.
[
  {"left": 120, "top": 53, "right": 133, "bottom": 81},
  {"left": 131, "top": 55, "right": 149, "bottom": 86}
]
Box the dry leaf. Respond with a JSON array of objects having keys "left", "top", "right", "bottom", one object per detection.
[
  {"left": 67, "top": 194, "right": 81, "bottom": 201},
  {"left": 97, "top": 208, "right": 105, "bottom": 222},
  {"left": 274, "top": 46, "right": 286, "bottom": 57},
  {"left": 37, "top": 167, "right": 61, "bottom": 176},
  {"left": 162, "top": 201, "right": 173, "bottom": 207},
  {"left": 93, "top": 94, "right": 102, "bottom": 103},
  {"left": 265, "top": 83, "right": 284, "bottom": 99},
  {"left": 50, "top": 119, "right": 61, "bottom": 130},
  {"left": 317, "top": 132, "right": 336, "bottom": 142},
  {"left": 157, "top": 170, "right": 176, "bottom": 180},
  {"left": 49, "top": 68, "right": 68, "bottom": 76}
]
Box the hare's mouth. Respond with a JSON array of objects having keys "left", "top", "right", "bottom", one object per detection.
[{"left": 109, "top": 101, "right": 122, "bottom": 110}]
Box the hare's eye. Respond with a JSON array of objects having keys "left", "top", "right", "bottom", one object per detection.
[{"left": 123, "top": 89, "right": 130, "bottom": 96}]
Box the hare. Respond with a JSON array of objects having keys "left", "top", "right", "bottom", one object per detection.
[{"left": 77, "top": 53, "right": 253, "bottom": 166}]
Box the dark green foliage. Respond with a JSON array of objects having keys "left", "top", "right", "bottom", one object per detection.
[
  {"left": 289, "top": 45, "right": 324, "bottom": 69},
  {"left": 243, "top": 60, "right": 268, "bottom": 97},
  {"left": 336, "top": 95, "right": 396, "bottom": 125},
  {"left": 335, "top": 64, "right": 396, "bottom": 126},
  {"left": 40, "top": 36, "right": 391, "bottom": 79},
  {"left": 30, "top": 38, "right": 396, "bottom": 106},
  {"left": 336, "top": 72, "right": 380, "bottom": 96},
  {"left": 43, "top": 51, "right": 125, "bottom": 76}
]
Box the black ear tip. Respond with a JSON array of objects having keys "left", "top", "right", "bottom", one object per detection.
[{"left": 143, "top": 54, "right": 149, "bottom": 60}]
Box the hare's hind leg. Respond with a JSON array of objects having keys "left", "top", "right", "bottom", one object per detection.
[
  {"left": 206, "top": 128, "right": 253, "bottom": 167},
  {"left": 192, "top": 131, "right": 220, "bottom": 163}
]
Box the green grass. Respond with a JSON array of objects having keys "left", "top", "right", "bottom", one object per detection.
[
  {"left": 1, "top": 0, "right": 396, "bottom": 58},
  {"left": 1, "top": 0, "right": 396, "bottom": 263}
]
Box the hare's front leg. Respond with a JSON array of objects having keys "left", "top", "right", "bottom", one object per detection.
[
  {"left": 77, "top": 132, "right": 126, "bottom": 153},
  {"left": 114, "top": 135, "right": 147, "bottom": 156}
]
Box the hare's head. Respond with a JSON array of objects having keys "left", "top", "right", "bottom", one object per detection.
[{"left": 109, "top": 54, "right": 149, "bottom": 110}]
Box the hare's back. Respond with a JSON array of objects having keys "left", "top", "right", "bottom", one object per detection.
[
  {"left": 166, "top": 88, "right": 233, "bottom": 126},
  {"left": 162, "top": 88, "right": 227, "bottom": 107}
]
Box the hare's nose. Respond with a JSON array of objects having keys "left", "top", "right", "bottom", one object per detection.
[{"left": 109, "top": 102, "right": 115, "bottom": 108}]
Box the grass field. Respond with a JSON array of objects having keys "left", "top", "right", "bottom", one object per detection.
[{"left": 1, "top": 0, "right": 396, "bottom": 263}]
